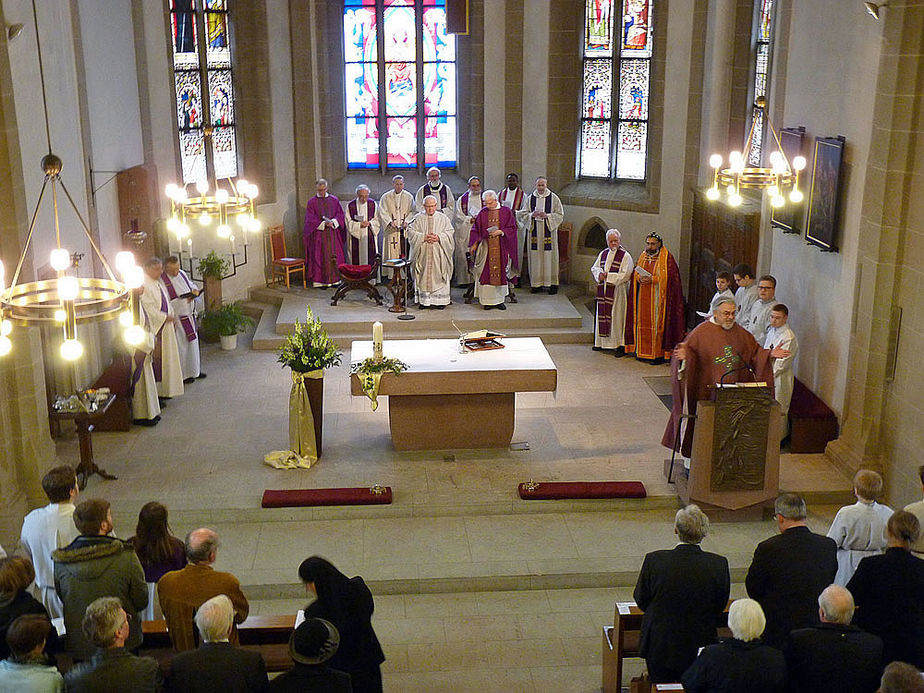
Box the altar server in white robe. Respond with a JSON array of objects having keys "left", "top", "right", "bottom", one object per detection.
[
  {"left": 763, "top": 303, "right": 798, "bottom": 440},
  {"left": 408, "top": 195, "right": 454, "bottom": 308},
  {"left": 161, "top": 255, "right": 203, "bottom": 383},
  {"left": 141, "top": 257, "right": 184, "bottom": 400},
  {"left": 376, "top": 175, "right": 415, "bottom": 279},
  {"left": 346, "top": 184, "right": 380, "bottom": 268},
  {"left": 591, "top": 229, "right": 633, "bottom": 354},
  {"left": 452, "top": 176, "right": 483, "bottom": 286},
  {"left": 526, "top": 176, "right": 564, "bottom": 294},
  {"left": 415, "top": 166, "right": 454, "bottom": 215},
  {"left": 827, "top": 469, "right": 894, "bottom": 586},
  {"left": 499, "top": 172, "right": 529, "bottom": 285}
]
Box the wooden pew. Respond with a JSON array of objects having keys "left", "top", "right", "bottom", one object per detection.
[
  {"left": 141, "top": 614, "right": 296, "bottom": 672},
  {"left": 601, "top": 601, "right": 732, "bottom": 693}
]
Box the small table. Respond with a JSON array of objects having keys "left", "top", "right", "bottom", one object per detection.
[
  {"left": 50, "top": 395, "right": 118, "bottom": 489},
  {"left": 383, "top": 258, "right": 411, "bottom": 313}
]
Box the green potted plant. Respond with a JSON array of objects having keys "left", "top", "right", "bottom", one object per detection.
[
  {"left": 197, "top": 250, "right": 231, "bottom": 311},
  {"left": 200, "top": 301, "right": 255, "bottom": 351},
  {"left": 277, "top": 306, "right": 342, "bottom": 460}
]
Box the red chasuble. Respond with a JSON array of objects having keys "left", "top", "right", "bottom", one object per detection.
[
  {"left": 624, "top": 249, "right": 685, "bottom": 360},
  {"left": 662, "top": 320, "right": 774, "bottom": 458}
]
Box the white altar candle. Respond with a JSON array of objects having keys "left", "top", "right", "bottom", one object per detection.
[{"left": 372, "top": 321, "right": 383, "bottom": 361}]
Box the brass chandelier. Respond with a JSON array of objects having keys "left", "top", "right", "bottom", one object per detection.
[{"left": 705, "top": 96, "right": 806, "bottom": 208}]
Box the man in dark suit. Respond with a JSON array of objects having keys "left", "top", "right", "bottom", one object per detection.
[
  {"left": 634, "top": 504, "right": 731, "bottom": 683},
  {"left": 784, "top": 584, "right": 883, "bottom": 693},
  {"left": 745, "top": 493, "right": 837, "bottom": 647},
  {"left": 167, "top": 594, "right": 268, "bottom": 693}
]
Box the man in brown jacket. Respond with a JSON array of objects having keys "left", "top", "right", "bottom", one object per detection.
[{"left": 156, "top": 528, "right": 249, "bottom": 651}]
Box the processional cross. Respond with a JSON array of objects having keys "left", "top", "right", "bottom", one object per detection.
[{"left": 714, "top": 344, "right": 742, "bottom": 371}]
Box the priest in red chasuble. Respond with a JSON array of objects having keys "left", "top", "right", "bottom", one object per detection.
[
  {"left": 625, "top": 232, "right": 685, "bottom": 363},
  {"left": 470, "top": 190, "right": 518, "bottom": 310},
  {"left": 662, "top": 297, "right": 791, "bottom": 458}
]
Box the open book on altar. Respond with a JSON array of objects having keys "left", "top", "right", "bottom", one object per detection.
[{"left": 458, "top": 329, "right": 506, "bottom": 352}]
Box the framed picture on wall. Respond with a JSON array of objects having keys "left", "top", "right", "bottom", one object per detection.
[
  {"left": 770, "top": 126, "right": 807, "bottom": 234},
  {"left": 805, "top": 135, "right": 846, "bottom": 252}
]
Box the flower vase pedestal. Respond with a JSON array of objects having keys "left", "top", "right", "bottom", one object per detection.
[{"left": 289, "top": 370, "right": 324, "bottom": 460}]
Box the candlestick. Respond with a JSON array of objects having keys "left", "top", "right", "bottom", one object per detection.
[{"left": 372, "top": 321, "right": 383, "bottom": 362}]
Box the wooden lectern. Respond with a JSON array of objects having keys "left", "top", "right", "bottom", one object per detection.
[{"left": 674, "top": 383, "right": 780, "bottom": 520}]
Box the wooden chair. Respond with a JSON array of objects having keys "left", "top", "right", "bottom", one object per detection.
[
  {"left": 268, "top": 226, "right": 306, "bottom": 288},
  {"left": 331, "top": 254, "right": 384, "bottom": 306}
]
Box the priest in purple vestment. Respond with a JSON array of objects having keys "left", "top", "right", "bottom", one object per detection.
[
  {"left": 303, "top": 178, "right": 347, "bottom": 287},
  {"left": 469, "top": 190, "right": 518, "bottom": 310}
]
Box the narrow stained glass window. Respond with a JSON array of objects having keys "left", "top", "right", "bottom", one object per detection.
[
  {"left": 580, "top": 0, "right": 653, "bottom": 181},
  {"left": 748, "top": 0, "right": 774, "bottom": 166},
  {"left": 344, "top": 0, "right": 456, "bottom": 170}
]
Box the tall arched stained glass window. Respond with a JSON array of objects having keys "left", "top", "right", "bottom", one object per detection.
[
  {"left": 747, "top": 0, "right": 774, "bottom": 166},
  {"left": 579, "top": 0, "right": 653, "bottom": 181},
  {"left": 344, "top": 0, "right": 457, "bottom": 170},
  {"left": 169, "top": 0, "right": 238, "bottom": 185}
]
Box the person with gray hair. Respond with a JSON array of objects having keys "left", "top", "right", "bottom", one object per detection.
[
  {"left": 414, "top": 166, "right": 454, "bottom": 215},
  {"left": 681, "top": 598, "right": 787, "bottom": 692},
  {"left": 745, "top": 493, "right": 837, "bottom": 647},
  {"left": 784, "top": 584, "right": 884, "bottom": 693},
  {"left": 346, "top": 183, "right": 380, "bottom": 269},
  {"left": 827, "top": 469, "right": 894, "bottom": 585},
  {"left": 470, "top": 189, "right": 519, "bottom": 310},
  {"left": 157, "top": 528, "right": 250, "bottom": 652},
  {"left": 167, "top": 594, "right": 269, "bottom": 693},
  {"left": 879, "top": 662, "right": 924, "bottom": 693},
  {"left": 64, "top": 596, "right": 162, "bottom": 692},
  {"left": 633, "top": 504, "right": 730, "bottom": 683},
  {"left": 407, "top": 193, "right": 454, "bottom": 308},
  {"left": 376, "top": 174, "right": 415, "bottom": 278},
  {"left": 590, "top": 228, "right": 633, "bottom": 355},
  {"left": 303, "top": 178, "right": 347, "bottom": 287}
]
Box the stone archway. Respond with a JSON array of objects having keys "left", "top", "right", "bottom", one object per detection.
[{"left": 578, "top": 216, "right": 609, "bottom": 252}]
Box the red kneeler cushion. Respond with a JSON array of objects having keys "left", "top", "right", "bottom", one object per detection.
[
  {"left": 518, "top": 481, "right": 647, "bottom": 500},
  {"left": 261, "top": 487, "right": 393, "bottom": 508},
  {"left": 338, "top": 264, "right": 374, "bottom": 280}
]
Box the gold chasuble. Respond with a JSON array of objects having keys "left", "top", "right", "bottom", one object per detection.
[
  {"left": 486, "top": 209, "right": 504, "bottom": 286},
  {"left": 633, "top": 250, "right": 669, "bottom": 360}
]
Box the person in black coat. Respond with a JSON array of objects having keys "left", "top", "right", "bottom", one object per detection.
[
  {"left": 633, "top": 504, "right": 731, "bottom": 683},
  {"left": 846, "top": 510, "right": 924, "bottom": 669},
  {"left": 682, "top": 598, "right": 787, "bottom": 693},
  {"left": 269, "top": 617, "right": 352, "bottom": 692},
  {"left": 297, "top": 556, "right": 385, "bottom": 693},
  {"left": 0, "top": 556, "right": 59, "bottom": 660},
  {"left": 745, "top": 493, "right": 837, "bottom": 647},
  {"left": 783, "top": 584, "right": 883, "bottom": 693},
  {"left": 167, "top": 594, "right": 268, "bottom": 693}
]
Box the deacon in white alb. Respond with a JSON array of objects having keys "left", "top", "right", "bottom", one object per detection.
[
  {"left": 376, "top": 175, "right": 416, "bottom": 278},
  {"left": 140, "top": 257, "right": 184, "bottom": 405},
  {"left": 526, "top": 176, "right": 564, "bottom": 294},
  {"left": 407, "top": 195, "right": 454, "bottom": 308},
  {"left": 452, "top": 176, "right": 483, "bottom": 286},
  {"left": 499, "top": 172, "right": 529, "bottom": 285},
  {"left": 763, "top": 302, "right": 798, "bottom": 440},
  {"left": 160, "top": 256, "right": 204, "bottom": 383},
  {"left": 346, "top": 184, "right": 380, "bottom": 268},
  {"left": 591, "top": 229, "right": 633, "bottom": 354},
  {"left": 415, "top": 166, "right": 454, "bottom": 215}
]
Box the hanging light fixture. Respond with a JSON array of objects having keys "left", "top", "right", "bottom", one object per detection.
[
  {"left": 705, "top": 96, "right": 807, "bottom": 208},
  {"left": 0, "top": 0, "right": 144, "bottom": 360}
]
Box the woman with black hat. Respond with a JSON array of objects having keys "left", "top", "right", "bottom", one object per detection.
[{"left": 270, "top": 617, "right": 352, "bottom": 692}]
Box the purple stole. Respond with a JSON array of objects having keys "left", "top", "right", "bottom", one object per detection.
[
  {"left": 425, "top": 184, "right": 448, "bottom": 209},
  {"left": 461, "top": 192, "right": 469, "bottom": 215},
  {"left": 161, "top": 272, "right": 197, "bottom": 342},
  {"left": 348, "top": 198, "right": 377, "bottom": 265},
  {"left": 529, "top": 194, "right": 554, "bottom": 251},
  {"left": 595, "top": 247, "right": 626, "bottom": 338}
]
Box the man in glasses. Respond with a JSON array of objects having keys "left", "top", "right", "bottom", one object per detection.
[{"left": 744, "top": 275, "right": 778, "bottom": 343}]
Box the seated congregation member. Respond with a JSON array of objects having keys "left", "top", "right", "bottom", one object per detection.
[
  {"left": 745, "top": 493, "right": 837, "bottom": 648},
  {"left": 64, "top": 597, "right": 162, "bottom": 692},
  {"left": 525, "top": 176, "right": 564, "bottom": 294},
  {"left": 681, "top": 598, "right": 787, "bottom": 693},
  {"left": 0, "top": 557, "right": 59, "bottom": 660},
  {"left": 847, "top": 510, "right": 924, "bottom": 669},
  {"left": 52, "top": 498, "right": 148, "bottom": 660},
  {"left": 470, "top": 190, "right": 518, "bottom": 311},
  {"left": 827, "top": 469, "right": 893, "bottom": 586},
  {"left": 129, "top": 501, "right": 187, "bottom": 621},
  {"left": 0, "top": 614, "right": 63, "bottom": 692},
  {"left": 298, "top": 556, "right": 384, "bottom": 693},
  {"left": 590, "top": 228, "right": 633, "bottom": 355},
  {"left": 158, "top": 528, "right": 249, "bottom": 652},
  {"left": 407, "top": 194, "right": 454, "bottom": 309},
  {"left": 633, "top": 504, "right": 730, "bottom": 683},
  {"left": 783, "top": 584, "right": 883, "bottom": 693},
  {"left": 879, "top": 662, "right": 924, "bottom": 693},
  {"left": 167, "top": 595, "right": 268, "bottom": 693},
  {"left": 269, "top": 617, "right": 352, "bottom": 693}
]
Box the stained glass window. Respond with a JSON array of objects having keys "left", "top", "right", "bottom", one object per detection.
[
  {"left": 169, "top": 0, "right": 238, "bottom": 184},
  {"left": 344, "top": 0, "right": 456, "bottom": 170},
  {"left": 579, "top": 0, "right": 653, "bottom": 180},
  {"left": 748, "top": 0, "right": 774, "bottom": 166}
]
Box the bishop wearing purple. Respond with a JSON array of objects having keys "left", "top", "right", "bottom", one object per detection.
[
  {"left": 469, "top": 190, "right": 518, "bottom": 310},
  {"left": 303, "top": 178, "right": 347, "bottom": 287}
]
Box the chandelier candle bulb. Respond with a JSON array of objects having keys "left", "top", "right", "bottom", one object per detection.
[
  {"left": 50, "top": 248, "right": 71, "bottom": 271},
  {"left": 372, "top": 321, "right": 383, "bottom": 362},
  {"left": 0, "top": 335, "right": 10, "bottom": 356}
]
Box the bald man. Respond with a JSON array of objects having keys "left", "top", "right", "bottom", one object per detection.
[{"left": 157, "top": 528, "right": 250, "bottom": 652}]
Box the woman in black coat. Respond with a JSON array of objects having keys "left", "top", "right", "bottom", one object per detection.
[
  {"left": 0, "top": 556, "right": 59, "bottom": 659},
  {"left": 298, "top": 556, "right": 385, "bottom": 693},
  {"left": 847, "top": 510, "right": 924, "bottom": 669}
]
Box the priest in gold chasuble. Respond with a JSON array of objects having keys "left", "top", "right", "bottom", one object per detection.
[{"left": 470, "top": 190, "right": 518, "bottom": 310}]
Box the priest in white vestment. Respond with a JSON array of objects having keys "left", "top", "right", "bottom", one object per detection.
[
  {"left": 408, "top": 196, "right": 454, "bottom": 308},
  {"left": 525, "top": 176, "right": 564, "bottom": 293},
  {"left": 345, "top": 184, "right": 381, "bottom": 268},
  {"left": 415, "top": 166, "right": 454, "bottom": 215},
  {"left": 161, "top": 256, "right": 203, "bottom": 383},
  {"left": 141, "top": 257, "right": 184, "bottom": 401},
  {"left": 376, "top": 175, "right": 415, "bottom": 279},
  {"left": 499, "top": 172, "right": 529, "bottom": 285},
  {"left": 827, "top": 469, "right": 894, "bottom": 585},
  {"left": 452, "top": 176, "right": 483, "bottom": 286},
  {"left": 591, "top": 229, "right": 633, "bottom": 354},
  {"left": 763, "top": 303, "right": 797, "bottom": 440}
]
